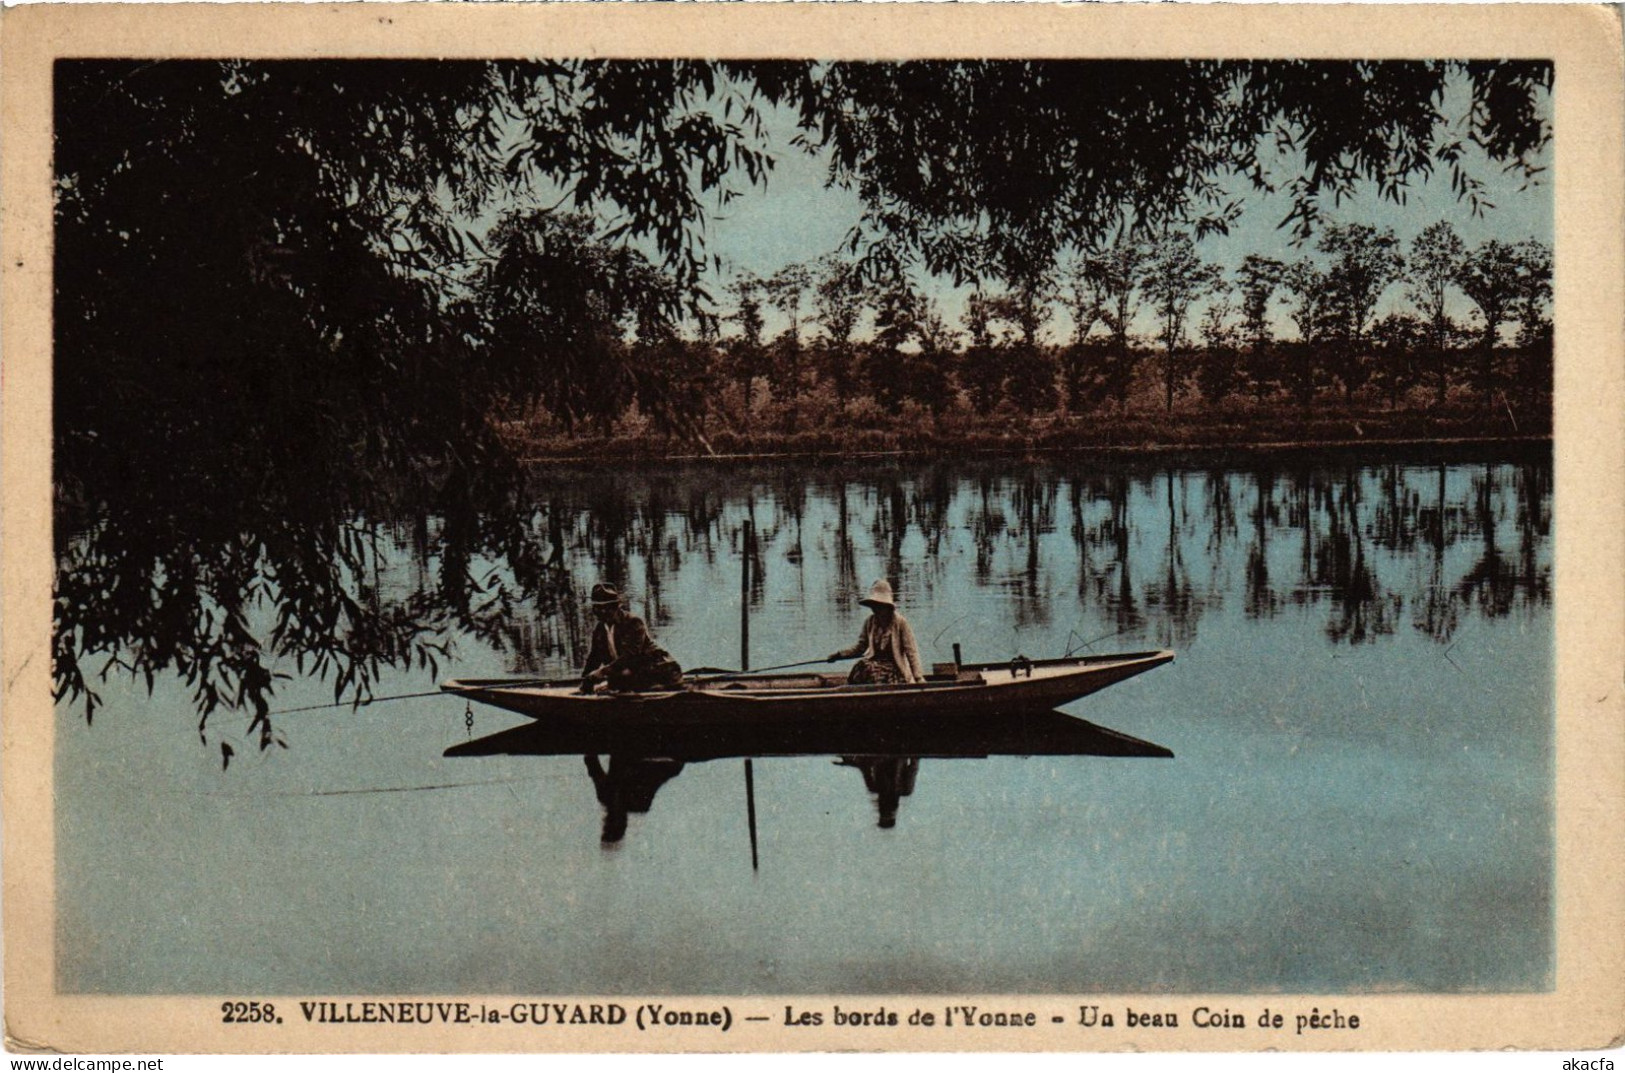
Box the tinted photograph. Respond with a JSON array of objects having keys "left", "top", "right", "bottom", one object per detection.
[{"left": 47, "top": 50, "right": 1562, "bottom": 1007}]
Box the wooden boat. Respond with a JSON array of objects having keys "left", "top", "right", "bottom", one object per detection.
[{"left": 441, "top": 649, "right": 1173, "bottom": 727}]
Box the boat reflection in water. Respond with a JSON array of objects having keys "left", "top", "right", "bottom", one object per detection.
[
  {"left": 581, "top": 755, "right": 686, "bottom": 843},
  {"left": 448, "top": 709, "right": 1171, "bottom": 844},
  {"left": 837, "top": 756, "right": 920, "bottom": 828}
]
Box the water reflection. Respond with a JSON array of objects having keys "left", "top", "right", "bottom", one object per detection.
[
  {"left": 838, "top": 756, "right": 921, "bottom": 828},
  {"left": 66, "top": 450, "right": 1545, "bottom": 709},
  {"left": 450, "top": 707, "right": 1173, "bottom": 845},
  {"left": 54, "top": 449, "right": 1554, "bottom": 996},
  {"left": 453, "top": 450, "right": 1550, "bottom": 677},
  {"left": 583, "top": 754, "right": 686, "bottom": 843}
]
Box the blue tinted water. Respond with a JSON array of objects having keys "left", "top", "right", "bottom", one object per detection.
[{"left": 56, "top": 453, "right": 1552, "bottom": 993}]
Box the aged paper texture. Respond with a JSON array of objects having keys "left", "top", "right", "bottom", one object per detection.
[{"left": 4, "top": 2, "right": 1622, "bottom": 1056}]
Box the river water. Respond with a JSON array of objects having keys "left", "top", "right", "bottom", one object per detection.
[{"left": 57, "top": 448, "right": 1552, "bottom": 994}]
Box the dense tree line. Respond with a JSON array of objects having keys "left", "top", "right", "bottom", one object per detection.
[
  {"left": 52, "top": 59, "right": 1551, "bottom": 735},
  {"left": 496, "top": 218, "right": 1551, "bottom": 440}
]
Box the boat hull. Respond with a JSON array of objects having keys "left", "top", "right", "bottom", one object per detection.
[{"left": 442, "top": 650, "right": 1173, "bottom": 727}]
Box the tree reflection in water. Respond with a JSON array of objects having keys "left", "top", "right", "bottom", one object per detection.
[
  {"left": 1145, "top": 472, "right": 1207, "bottom": 650},
  {"left": 56, "top": 450, "right": 1551, "bottom": 741},
  {"left": 505, "top": 452, "right": 1550, "bottom": 671},
  {"left": 1245, "top": 470, "right": 1285, "bottom": 621}
]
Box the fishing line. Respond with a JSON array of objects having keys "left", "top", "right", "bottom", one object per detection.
[
  {"left": 124, "top": 774, "right": 570, "bottom": 799},
  {"left": 1066, "top": 625, "right": 1131, "bottom": 656},
  {"left": 265, "top": 689, "right": 452, "bottom": 716},
  {"left": 930, "top": 613, "right": 972, "bottom": 646}
]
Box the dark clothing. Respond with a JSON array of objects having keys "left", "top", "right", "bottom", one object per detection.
[
  {"left": 583, "top": 614, "right": 683, "bottom": 692},
  {"left": 584, "top": 754, "right": 686, "bottom": 843},
  {"left": 605, "top": 661, "right": 682, "bottom": 692}
]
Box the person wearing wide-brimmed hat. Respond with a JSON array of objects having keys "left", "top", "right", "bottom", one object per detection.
[
  {"left": 580, "top": 582, "right": 684, "bottom": 694},
  {"left": 827, "top": 579, "right": 924, "bottom": 685}
]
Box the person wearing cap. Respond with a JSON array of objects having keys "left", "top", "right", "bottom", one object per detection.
[
  {"left": 827, "top": 579, "right": 924, "bottom": 685},
  {"left": 580, "top": 582, "right": 684, "bottom": 694}
]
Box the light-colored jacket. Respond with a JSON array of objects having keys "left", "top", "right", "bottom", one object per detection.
[{"left": 835, "top": 613, "right": 925, "bottom": 683}]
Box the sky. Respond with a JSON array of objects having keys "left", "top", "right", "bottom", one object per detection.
[{"left": 675, "top": 84, "right": 1553, "bottom": 344}]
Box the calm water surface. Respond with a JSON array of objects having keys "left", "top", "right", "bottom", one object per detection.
[{"left": 57, "top": 451, "right": 1552, "bottom": 994}]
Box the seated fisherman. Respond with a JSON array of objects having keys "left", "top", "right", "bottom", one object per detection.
[
  {"left": 827, "top": 579, "right": 924, "bottom": 684},
  {"left": 580, "top": 582, "right": 684, "bottom": 693}
]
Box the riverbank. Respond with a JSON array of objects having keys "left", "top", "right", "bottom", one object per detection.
[{"left": 512, "top": 398, "right": 1551, "bottom": 465}]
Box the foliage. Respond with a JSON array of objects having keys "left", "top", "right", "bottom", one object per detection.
[
  {"left": 1316, "top": 223, "right": 1406, "bottom": 397},
  {"left": 56, "top": 62, "right": 529, "bottom": 736},
  {"left": 1511, "top": 241, "right": 1554, "bottom": 348},
  {"left": 1509, "top": 240, "right": 1554, "bottom": 397},
  {"left": 1073, "top": 238, "right": 1150, "bottom": 409},
  {"left": 864, "top": 277, "right": 957, "bottom": 415},
  {"left": 1196, "top": 298, "right": 1243, "bottom": 403},
  {"left": 1143, "top": 234, "right": 1223, "bottom": 410},
  {"left": 722, "top": 271, "right": 770, "bottom": 426},
  {"left": 476, "top": 210, "right": 685, "bottom": 435},
  {"left": 957, "top": 294, "right": 1003, "bottom": 410},
  {"left": 1369, "top": 312, "right": 1429, "bottom": 407},
  {"left": 1058, "top": 253, "right": 1107, "bottom": 409},
  {"left": 53, "top": 58, "right": 1554, "bottom": 739},
  {"left": 1237, "top": 255, "right": 1287, "bottom": 399},
  {"left": 810, "top": 254, "right": 867, "bottom": 403},
  {"left": 1280, "top": 260, "right": 1336, "bottom": 403},
  {"left": 1455, "top": 238, "right": 1551, "bottom": 391},
  {"left": 1406, "top": 222, "right": 1468, "bottom": 402},
  {"left": 775, "top": 60, "right": 1550, "bottom": 288},
  {"left": 501, "top": 60, "right": 786, "bottom": 289}
]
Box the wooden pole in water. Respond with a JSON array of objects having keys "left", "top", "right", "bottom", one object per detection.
[
  {"left": 741, "top": 518, "right": 752, "bottom": 672},
  {"left": 745, "top": 758, "right": 759, "bottom": 871},
  {"left": 742, "top": 517, "right": 758, "bottom": 870}
]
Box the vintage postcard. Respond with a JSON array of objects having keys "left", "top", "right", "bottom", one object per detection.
[{"left": 3, "top": 2, "right": 1621, "bottom": 1057}]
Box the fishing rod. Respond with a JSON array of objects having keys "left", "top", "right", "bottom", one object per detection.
[
  {"left": 1064, "top": 624, "right": 1134, "bottom": 657},
  {"left": 269, "top": 655, "right": 838, "bottom": 713},
  {"left": 686, "top": 657, "right": 837, "bottom": 678}
]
